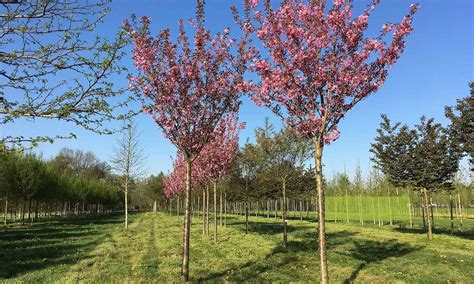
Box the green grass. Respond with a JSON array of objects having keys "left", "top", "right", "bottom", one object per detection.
[{"left": 1, "top": 212, "right": 473, "bottom": 282}]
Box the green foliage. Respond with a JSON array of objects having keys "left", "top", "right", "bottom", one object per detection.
[
  {"left": 445, "top": 82, "right": 474, "bottom": 167},
  {"left": 0, "top": 149, "right": 121, "bottom": 216},
  {"left": 371, "top": 115, "right": 462, "bottom": 193}
]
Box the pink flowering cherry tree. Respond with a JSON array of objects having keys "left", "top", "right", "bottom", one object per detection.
[
  {"left": 197, "top": 113, "right": 243, "bottom": 243},
  {"left": 234, "top": 0, "right": 419, "bottom": 282},
  {"left": 163, "top": 114, "right": 242, "bottom": 242},
  {"left": 125, "top": 1, "right": 253, "bottom": 280}
]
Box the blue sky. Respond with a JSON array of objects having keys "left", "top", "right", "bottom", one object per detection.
[{"left": 4, "top": 0, "right": 473, "bottom": 180}]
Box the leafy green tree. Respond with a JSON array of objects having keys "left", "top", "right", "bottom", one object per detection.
[
  {"left": 146, "top": 173, "right": 166, "bottom": 212},
  {"left": 11, "top": 154, "right": 46, "bottom": 223},
  {"left": 372, "top": 115, "right": 462, "bottom": 239},
  {"left": 236, "top": 142, "right": 263, "bottom": 234},
  {"left": 255, "top": 121, "right": 313, "bottom": 248},
  {"left": 445, "top": 82, "right": 474, "bottom": 173},
  {"left": 370, "top": 114, "right": 416, "bottom": 188},
  {"left": 0, "top": 0, "right": 132, "bottom": 149}
]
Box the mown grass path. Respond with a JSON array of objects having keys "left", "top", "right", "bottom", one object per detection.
[{"left": 1, "top": 212, "right": 473, "bottom": 282}]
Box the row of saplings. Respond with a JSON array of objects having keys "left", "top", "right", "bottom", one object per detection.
[{"left": 0, "top": 150, "right": 121, "bottom": 225}]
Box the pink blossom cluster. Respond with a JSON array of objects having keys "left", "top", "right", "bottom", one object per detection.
[
  {"left": 125, "top": 14, "right": 254, "bottom": 159},
  {"left": 237, "top": 0, "right": 419, "bottom": 142},
  {"left": 163, "top": 154, "right": 186, "bottom": 199},
  {"left": 196, "top": 113, "right": 243, "bottom": 182},
  {"left": 163, "top": 114, "right": 243, "bottom": 199}
]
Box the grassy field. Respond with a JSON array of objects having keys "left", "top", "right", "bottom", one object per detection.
[{"left": 1, "top": 212, "right": 473, "bottom": 282}]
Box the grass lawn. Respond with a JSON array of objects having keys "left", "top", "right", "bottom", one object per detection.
[{"left": 1, "top": 212, "right": 473, "bottom": 282}]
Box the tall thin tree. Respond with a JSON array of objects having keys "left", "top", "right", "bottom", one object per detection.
[
  {"left": 234, "top": 1, "right": 419, "bottom": 281},
  {"left": 111, "top": 122, "right": 146, "bottom": 229}
]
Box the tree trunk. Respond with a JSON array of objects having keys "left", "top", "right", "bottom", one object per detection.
[
  {"left": 300, "top": 200, "right": 303, "bottom": 221},
  {"left": 206, "top": 185, "right": 210, "bottom": 235},
  {"left": 34, "top": 200, "right": 39, "bottom": 223},
  {"left": 27, "top": 198, "right": 32, "bottom": 224},
  {"left": 282, "top": 178, "right": 288, "bottom": 249},
  {"left": 423, "top": 188, "right": 433, "bottom": 240},
  {"left": 224, "top": 191, "right": 227, "bottom": 227},
  {"left": 180, "top": 158, "right": 192, "bottom": 282},
  {"left": 345, "top": 186, "right": 349, "bottom": 223},
  {"left": 457, "top": 192, "right": 463, "bottom": 231},
  {"left": 219, "top": 184, "right": 223, "bottom": 226},
  {"left": 213, "top": 181, "right": 218, "bottom": 243},
  {"left": 256, "top": 201, "right": 259, "bottom": 217},
  {"left": 314, "top": 139, "right": 328, "bottom": 284},
  {"left": 449, "top": 192, "right": 454, "bottom": 233},
  {"left": 421, "top": 204, "right": 426, "bottom": 229},
  {"left": 430, "top": 197, "right": 435, "bottom": 229},
  {"left": 388, "top": 189, "right": 393, "bottom": 226},
  {"left": 408, "top": 202, "right": 413, "bottom": 228},
  {"left": 153, "top": 200, "right": 157, "bottom": 213},
  {"left": 3, "top": 197, "right": 7, "bottom": 225},
  {"left": 197, "top": 194, "right": 200, "bottom": 219},
  {"left": 124, "top": 180, "right": 129, "bottom": 229},
  {"left": 274, "top": 199, "right": 277, "bottom": 219},
  {"left": 202, "top": 188, "right": 206, "bottom": 235},
  {"left": 177, "top": 196, "right": 180, "bottom": 219}
]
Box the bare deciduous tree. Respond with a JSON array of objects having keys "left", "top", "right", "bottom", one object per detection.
[{"left": 110, "top": 122, "right": 145, "bottom": 229}]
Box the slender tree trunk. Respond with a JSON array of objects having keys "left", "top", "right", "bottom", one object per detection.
[
  {"left": 206, "top": 185, "right": 210, "bottom": 235},
  {"left": 220, "top": 184, "right": 223, "bottom": 226},
  {"left": 153, "top": 200, "right": 157, "bottom": 213},
  {"left": 371, "top": 195, "right": 376, "bottom": 225},
  {"left": 256, "top": 201, "right": 259, "bottom": 217},
  {"left": 181, "top": 159, "right": 192, "bottom": 282},
  {"left": 202, "top": 188, "right": 206, "bottom": 235},
  {"left": 245, "top": 184, "right": 249, "bottom": 235},
  {"left": 421, "top": 204, "right": 426, "bottom": 229},
  {"left": 274, "top": 199, "right": 277, "bottom": 219},
  {"left": 177, "top": 196, "right": 180, "bottom": 219},
  {"left": 300, "top": 200, "right": 303, "bottom": 221},
  {"left": 124, "top": 179, "right": 129, "bottom": 229},
  {"left": 224, "top": 191, "right": 227, "bottom": 227},
  {"left": 388, "top": 189, "right": 393, "bottom": 226},
  {"left": 27, "top": 198, "right": 32, "bottom": 224},
  {"left": 197, "top": 194, "right": 200, "bottom": 219},
  {"left": 423, "top": 188, "right": 433, "bottom": 240},
  {"left": 345, "top": 186, "right": 349, "bottom": 223},
  {"left": 3, "top": 197, "right": 7, "bottom": 225},
  {"left": 34, "top": 200, "right": 38, "bottom": 223},
  {"left": 245, "top": 200, "right": 249, "bottom": 234},
  {"left": 408, "top": 202, "right": 413, "bottom": 228},
  {"left": 314, "top": 139, "right": 328, "bottom": 284},
  {"left": 213, "top": 181, "right": 218, "bottom": 243},
  {"left": 282, "top": 178, "right": 288, "bottom": 249},
  {"left": 449, "top": 192, "right": 454, "bottom": 233},
  {"left": 457, "top": 192, "right": 463, "bottom": 231},
  {"left": 430, "top": 197, "right": 435, "bottom": 230}
]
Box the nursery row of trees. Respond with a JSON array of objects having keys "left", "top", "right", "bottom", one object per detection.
[
  {"left": 0, "top": 147, "right": 121, "bottom": 225},
  {"left": 162, "top": 115, "right": 472, "bottom": 241}
]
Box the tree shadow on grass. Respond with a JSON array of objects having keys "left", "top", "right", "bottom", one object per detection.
[
  {"left": 288, "top": 230, "right": 359, "bottom": 253},
  {"left": 0, "top": 214, "right": 121, "bottom": 279},
  {"left": 196, "top": 243, "right": 298, "bottom": 282},
  {"left": 393, "top": 227, "right": 474, "bottom": 241},
  {"left": 341, "top": 239, "right": 423, "bottom": 283},
  {"left": 196, "top": 230, "right": 358, "bottom": 282},
  {"left": 228, "top": 220, "right": 306, "bottom": 236}
]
